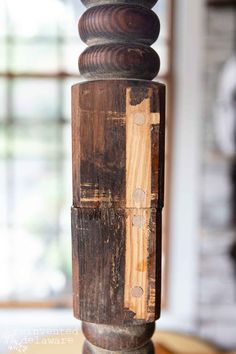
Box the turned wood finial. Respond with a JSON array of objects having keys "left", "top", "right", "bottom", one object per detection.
[{"left": 78, "top": 0, "right": 160, "bottom": 79}]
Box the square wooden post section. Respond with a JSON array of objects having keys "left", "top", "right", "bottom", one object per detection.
[{"left": 71, "top": 1, "right": 166, "bottom": 353}]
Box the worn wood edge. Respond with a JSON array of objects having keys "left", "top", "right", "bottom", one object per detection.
[
  {"left": 82, "top": 322, "right": 155, "bottom": 351},
  {"left": 72, "top": 79, "right": 166, "bottom": 88},
  {"left": 83, "top": 340, "right": 155, "bottom": 353}
]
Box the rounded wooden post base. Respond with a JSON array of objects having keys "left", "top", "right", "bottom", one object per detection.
[
  {"left": 83, "top": 341, "right": 155, "bottom": 354},
  {"left": 82, "top": 322, "right": 155, "bottom": 353}
]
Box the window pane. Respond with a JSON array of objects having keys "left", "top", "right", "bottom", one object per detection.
[
  {"left": 0, "top": 79, "right": 7, "bottom": 121},
  {"left": 13, "top": 160, "right": 59, "bottom": 228},
  {"left": 12, "top": 79, "right": 59, "bottom": 120},
  {"left": 0, "top": 42, "right": 6, "bottom": 72},
  {"left": 0, "top": 126, "right": 6, "bottom": 157},
  {"left": 6, "top": 0, "right": 77, "bottom": 39},
  {"left": 10, "top": 124, "right": 59, "bottom": 159},
  {"left": 63, "top": 77, "right": 78, "bottom": 121},
  {"left": 0, "top": 226, "right": 67, "bottom": 300},
  {"left": 0, "top": 155, "right": 72, "bottom": 300},
  {"left": 153, "top": 0, "right": 170, "bottom": 77},
  {"left": 0, "top": 158, "right": 67, "bottom": 300},
  {"left": 153, "top": 40, "right": 169, "bottom": 76},
  {"left": 62, "top": 40, "right": 85, "bottom": 74},
  {"left": 0, "top": 161, "right": 7, "bottom": 226},
  {"left": 10, "top": 42, "right": 59, "bottom": 74},
  {"left": 0, "top": 0, "right": 172, "bottom": 303},
  {"left": 6, "top": 0, "right": 59, "bottom": 38},
  {"left": 0, "top": 1, "right": 7, "bottom": 37},
  {"left": 58, "top": 7, "right": 78, "bottom": 39}
]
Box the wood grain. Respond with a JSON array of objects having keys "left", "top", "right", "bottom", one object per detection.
[
  {"left": 71, "top": 80, "right": 165, "bottom": 325},
  {"left": 73, "top": 0, "right": 165, "bottom": 351},
  {"left": 78, "top": 3, "right": 160, "bottom": 79},
  {"left": 81, "top": 0, "right": 158, "bottom": 9},
  {"left": 126, "top": 88, "right": 160, "bottom": 209},
  {"left": 124, "top": 88, "right": 161, "bottom": 320},
  {"left": 79, "top": 44, "right": 160, "bottom": 80},
  {"left": 79, "top": 5, "right": 160, "bottom": 46},
  {"left": 82, "top": 322, "right": 155, "bottom": 351},
  {"left": 72, "top": 80, "right": 165, "bottom": 209}
]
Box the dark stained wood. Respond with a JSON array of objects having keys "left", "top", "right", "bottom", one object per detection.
[
  {"left": 81, "top": 0, "right": 158, "bottom": 9},
  {"left": 72, "top": 80, "right": 165, "bottom": 209},
  {"left": 79, "top": 44, "right": 160, "bottom": 80},
  {"left": 72, "top": 207, "right": 126, "bottom": 324},
  {"left": 79, "top": 5, "right": 160, "bottom": 46}
]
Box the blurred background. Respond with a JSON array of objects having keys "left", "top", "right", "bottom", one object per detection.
[{"left": 0, "top": 0, "right": 235, "bottom": 352}]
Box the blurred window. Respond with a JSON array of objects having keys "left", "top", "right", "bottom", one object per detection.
[{"left": 0, "top": 0, "right": 172, "bottom": 305}]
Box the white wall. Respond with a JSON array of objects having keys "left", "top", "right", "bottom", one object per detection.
[{"left": 158, "top": 0, "right": 205, "bottom": 333}]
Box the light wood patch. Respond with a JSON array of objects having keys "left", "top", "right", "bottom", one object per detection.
[{"left": 124, "top": 88, "right": 159, "bottom": 320}]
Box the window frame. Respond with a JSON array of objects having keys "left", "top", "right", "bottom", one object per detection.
[{"left": 0, "top": 0, "right": 174, "bottom": 309}]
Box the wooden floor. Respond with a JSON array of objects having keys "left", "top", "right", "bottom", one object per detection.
[
  {"left": 156, "top": 332, "right": 220, "bottom": 354},
  {"left": 9, "top": 330, "right": 236, "bottom": 354}
]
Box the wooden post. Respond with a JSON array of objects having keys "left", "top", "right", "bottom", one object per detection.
[{"left": 71, "top": 0, "right": 166, "bottom": 352}]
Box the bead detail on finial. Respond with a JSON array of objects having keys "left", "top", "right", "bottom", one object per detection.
[
  {"left": 81, "top": 0, "right": 158, "bottom": 9},
  {"left": 78, "top": 1, "right": 160, "bottom": 80},
  {"left": 82, "top": 322, "right": 155, "bottom": 352}
]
